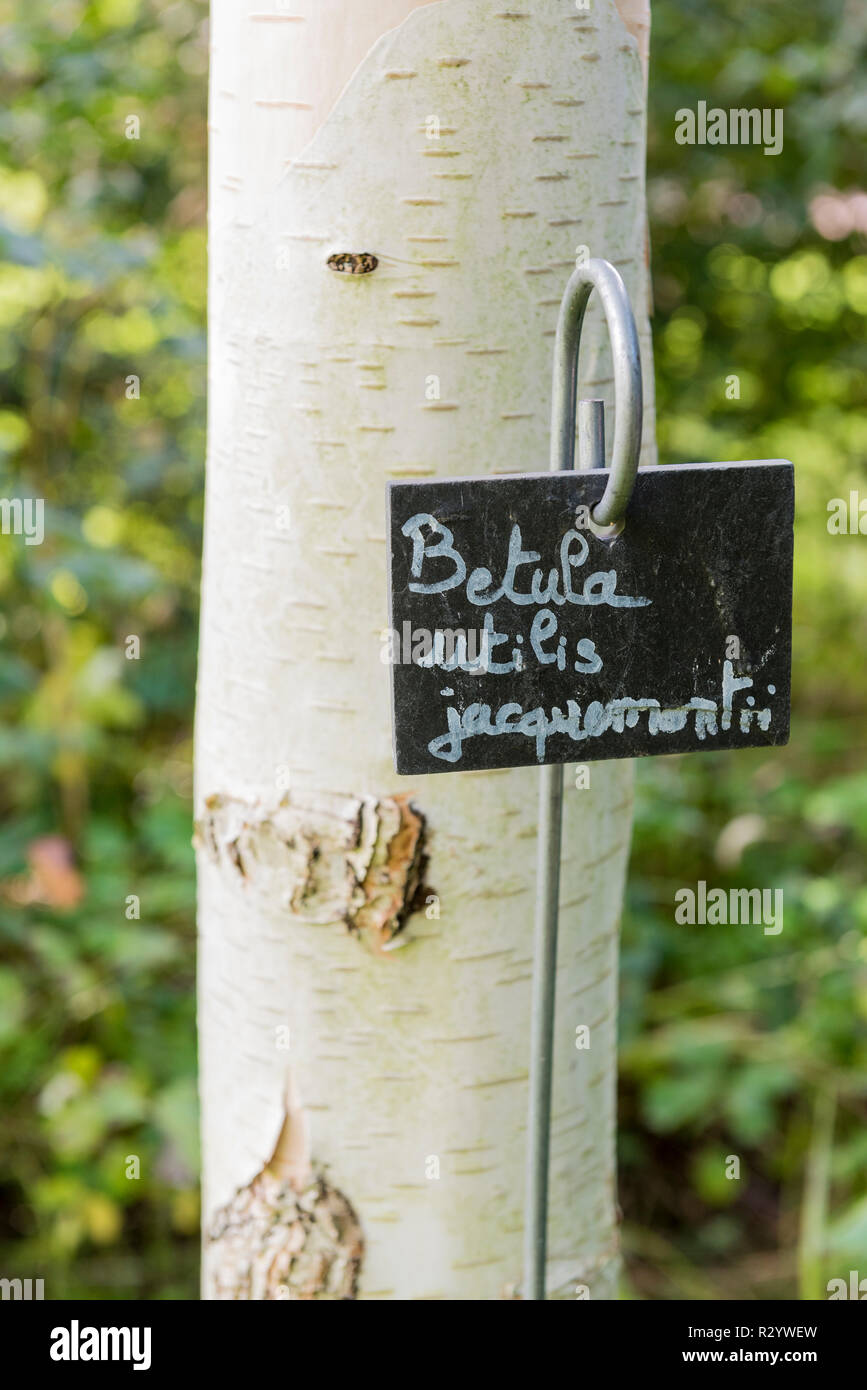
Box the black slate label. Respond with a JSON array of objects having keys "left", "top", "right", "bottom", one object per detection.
[{"left": 386, "top": 461, "right": 794, "bottom": 776}]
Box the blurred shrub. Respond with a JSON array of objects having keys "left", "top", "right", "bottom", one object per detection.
[
  {"left": 621, "top": 0, "right": 867, "bottom": 1299},
  {"left": 0, "top": 0, "right": 206, "bottom": 1299}
]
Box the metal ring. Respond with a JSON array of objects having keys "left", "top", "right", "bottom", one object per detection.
[{"left": 549, "top": 258, "right": 643, "bottom": 526}]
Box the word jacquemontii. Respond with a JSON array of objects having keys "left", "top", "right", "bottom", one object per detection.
[{"left": 429, "top": 661, "right": 776, "bottom": 764}]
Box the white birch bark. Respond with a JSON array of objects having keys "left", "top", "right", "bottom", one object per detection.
[{"left": 198, "top": 0, "right": 654, "bottom": 1301}]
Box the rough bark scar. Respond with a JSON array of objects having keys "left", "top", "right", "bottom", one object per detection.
[
  {"left": 208, "top": 1169, "right": 364, "bottom": 1300},
  {"left": 326, "top": 251, "right": 379, "bottom": 274},
  {"left": 194, "top": 791, "right": 429, "bottom": 952}
]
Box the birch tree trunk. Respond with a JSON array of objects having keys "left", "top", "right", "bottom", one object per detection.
[{"left": 198, "top": 0, "right": 654, "bottom": 1301}]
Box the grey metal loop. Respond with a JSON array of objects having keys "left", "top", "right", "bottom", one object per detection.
[{"left": 549, "top": 258, "right": 643, "bottom": 526}]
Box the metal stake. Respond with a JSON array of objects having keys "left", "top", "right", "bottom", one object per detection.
[{"left": 523, "top": 260, "right": 642, "bottom": 1301}]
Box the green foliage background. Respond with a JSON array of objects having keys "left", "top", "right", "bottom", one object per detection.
[{"left": 0, "top": 0, "right": 864, "bottom": 1300}]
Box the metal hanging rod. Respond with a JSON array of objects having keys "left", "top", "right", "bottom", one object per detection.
[{"left": 523, "top": 258, "right": 643, "bottom": 1302}]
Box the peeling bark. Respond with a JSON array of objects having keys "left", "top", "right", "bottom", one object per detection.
[
  {"left": 614, "top": 0, "right": 650, "bottom": 90},
  {"left": 207, "top": 1077, "right": 363, "bottom": 1300},
  {"left": 209, "top": 1170, "right": 364, "bottom": 1301},
  {"left": 195, "top": 791, "right": 428, "bottom": 952}
]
